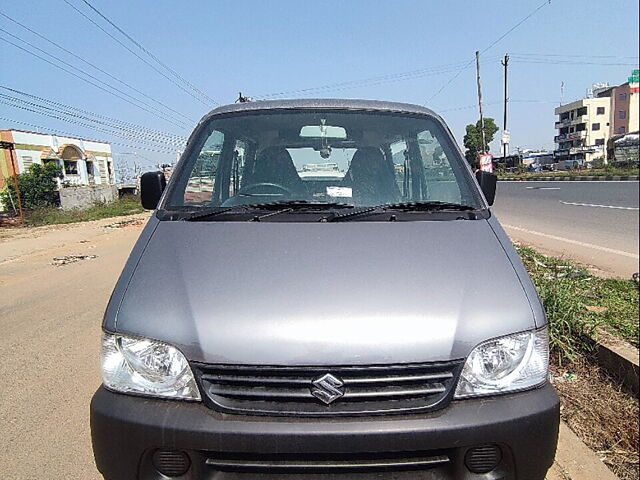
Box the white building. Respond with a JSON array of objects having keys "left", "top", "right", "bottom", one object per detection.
[
  {"left": 553, "top": 96, "right": 610, "bottom": 165},
  {"left": 0, "top": 129, "right": 114, "bottom": 191}
]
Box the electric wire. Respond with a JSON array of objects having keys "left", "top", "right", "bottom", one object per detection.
[
  {"left": 77, "top": 0, "right": 217, "bottom": 106},
  {"left": 425, "top": 0, "right": 551, "bottom": 104},
  {"left": 0, "top": 87, "right": 187, "bottom": 145},
  {"left": 0, "top": 99, "right": 180, "bottom": 152},
  {"left": 251, "top": 58, "right": 499, "bottom": 99},
  {"left": 0, "top": 85, "right": 187, "bottom": 143},
  {"left": 0, "top": 10, "right": 196, "bottom": 124},
  {"left": 0, "top": 94, "right": 187, "bottom": 147},
  {"left": 61, "top": 0, "right": 216, "bottom": 108},
  {"left": 0, "top": 33, "right": 189, "bottom": 130},
  {"left": 0, "top": 116, "right": 176, "bottom": 155}
]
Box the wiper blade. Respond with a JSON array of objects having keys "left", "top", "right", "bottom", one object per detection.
[
  {"left": 324, "top": 206, "right": 379, "bottom": 222},
  {"left": 247, "top": 200, "right": 354, "bottom": 210},
  {"left": 381, "top": 201, "right": 476, "bottom": 212},
  {"left": 250, "top": 201, "right": 354, "bottom": 222},
  {"left": 186, "top": 200, "right": 353, "bottom": 222},
  {"left": 185, "top": 205, "right": 251, "bottom": 221}
]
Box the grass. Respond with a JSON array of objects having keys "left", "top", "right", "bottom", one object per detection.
[
  {"left": 23, "top": 195, "right": 145, "bottom": 227},
  {"left": 520, "top": 246, "right": 639, "bottom": 478},
  {"left": 498, "top": 165, "right": 639, "bottom": 180},
  {"left": 517, "top": 246, "right": 639, "bottom": 360}
]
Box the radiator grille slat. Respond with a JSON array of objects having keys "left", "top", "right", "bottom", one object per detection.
[{"left": 193, "top": 361, "right": 461, "bottom": 416}]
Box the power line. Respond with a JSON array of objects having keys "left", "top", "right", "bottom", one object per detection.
[
  {"left": 0, "top": 116, "right": 176, "bottom": 155},
  {"left": 251, "top": 58, "right": 498, "bottom": 99},
  {"left": 0, "top": 32, "right": 189, "bottom": 130},
  {"left": 510, "top": 52, "right": 639, "bottom": 60},
  {"left": 77, "top": 0, "right": 217, "bottom": 106},
  {"left": 425, "top": 0, "right": 551, "bottom": 104},
  {"left": 0, "top": 85, "right": 186, "bottom": 144},
  {"left": 61, "top": 0, "right": 216, "bottom": 108},
  {"left": 0, "top": 99, "right": 179, "bottom": 152},
  {"left": 0, "top": 93, "right": 186, "bottom": 147},
  {"left": 0, "top": 9, "right": 195, "bottom": 124},
  {"left": 510, "top": 57, "right": 638, "bottom": 67}
]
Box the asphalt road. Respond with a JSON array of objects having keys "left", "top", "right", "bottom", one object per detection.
[{"left": 492, "top": 181, "right": 640, "bottom": 278}]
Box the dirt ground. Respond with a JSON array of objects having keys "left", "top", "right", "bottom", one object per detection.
[
  {"left": 0, "top": 214, "right": 149, "bottom": 479},
  {"left": 0, "top": 214, "right": 618, "bottom": 479}
]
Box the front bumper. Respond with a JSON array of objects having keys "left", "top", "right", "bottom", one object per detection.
[{"left": 90, "top": 383, "right": 559, "bottom": 480}]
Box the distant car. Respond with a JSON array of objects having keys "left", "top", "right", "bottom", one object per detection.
[{"left": 91, "top": 99, "right": 559, "bottom": 480}]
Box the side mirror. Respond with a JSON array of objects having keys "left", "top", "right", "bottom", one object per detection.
[
  {"left": 140, "top": 171, "right": 166, "bottom": 210},
  {"left": 475, "top": 170, "right": 497, "bottom": 206}
]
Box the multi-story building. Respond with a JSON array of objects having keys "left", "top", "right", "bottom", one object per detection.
[
  {"left": 554, "top": 96, "right": 610, "bottom": 165},
  {"left": 554, "top": 71, "right": 640, "bottom": 165},
  {"left": 0, "top": 129, "right": 115, "bottom": 190},
  {"left": 595, "top": 73, "right": 639, "bottom": 136}
]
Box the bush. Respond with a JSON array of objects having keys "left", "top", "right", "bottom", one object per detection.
[{"left": 0, "top": 163, "right": 62, "bottom": 211}]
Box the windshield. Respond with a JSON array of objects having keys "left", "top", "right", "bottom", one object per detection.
[{"left": 165, "top": 110, "right": 482, "bottom": 211}]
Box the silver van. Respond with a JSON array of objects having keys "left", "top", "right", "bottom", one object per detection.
[{"left": 91, "top": 99, "right": 559, "bottom": 480}]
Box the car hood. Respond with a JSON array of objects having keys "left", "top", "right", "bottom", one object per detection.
[{"left": 115, "top": 219, "right": 535, "bottom": 365}]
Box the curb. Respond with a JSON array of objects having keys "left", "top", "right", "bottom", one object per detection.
[
  {"left": 499, "top": 175, "right": 639, "bottom": 182},
  {"left": 552, "top": 422, "right": 619, "bottom": 480},
  {"left": 591, "top": 328, "right": 639, "bottom": 396}
]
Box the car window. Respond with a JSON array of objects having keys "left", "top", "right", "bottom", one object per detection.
[
  {"left": 183, "top": 130, "right": 223, "bottom": 204},
  {"left": 168, "top": 111, "right": 480, "bottom": 210}
]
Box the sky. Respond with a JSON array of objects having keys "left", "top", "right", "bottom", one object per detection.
[{"left": 1, "top": 0, "right": 638, "bottom": 172}]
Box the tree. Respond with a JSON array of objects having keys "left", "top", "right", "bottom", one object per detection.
[
  {"left": 0, "top": 162, "right": 62, "bottom": 212},
  {"left": 463, "top": 118, "right": 499, "bottom": 166}
]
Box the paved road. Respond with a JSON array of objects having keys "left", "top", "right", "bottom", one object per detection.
[
  {"left": 0, "top": 215, "right": 610, "bottom": 480},
  {"left": 493, "top": 181, "right": 639, "bottom": 278}
]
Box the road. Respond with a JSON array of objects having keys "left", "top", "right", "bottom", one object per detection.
[
  {"left": 0, "top": 213, "right": 611, "bottom": 479},
  {"left": 0, "top": 215, "right": 148, "bottom": 480},
  {"left": 493, "top": 180, "right": 639, "bottom": 278}
]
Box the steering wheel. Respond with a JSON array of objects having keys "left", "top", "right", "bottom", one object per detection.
[{"left": 236, "top": 182, "right": 293, "bottom": 198}]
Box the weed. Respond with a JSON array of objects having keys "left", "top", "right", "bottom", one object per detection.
[
  {"left": 517, "top": 246, "right": 639, "bottom": 361},
  {"left": 23, "top": 195, "right": 145, "bottom": 227}
]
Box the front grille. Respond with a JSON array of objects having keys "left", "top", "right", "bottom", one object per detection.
[
  {"left": 192, "top": 361, "right": 462, "bottom": 416},
  {"left": 204, "top": 450, "right": 451, "bottom": 473}
]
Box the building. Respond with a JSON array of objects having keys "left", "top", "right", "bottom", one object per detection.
[
  {"left": 0, "top": 129, "right": 114, "bottom": 190},
  {"left": 553, "top": 96, "right": 610, "bottom": 165},
  {"left": 554, "top": 70, "right": 640, "bottom": 166},
  {"left": 595, "top": 71, "right": 639, "bottom": 136}
]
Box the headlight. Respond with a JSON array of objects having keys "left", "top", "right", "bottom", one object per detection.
[
  {"left": 454, "top": 327, "right": 549, "bottom": 398},
  {"left": 101, "top": 332, "right": 201, "bottom": 401}
]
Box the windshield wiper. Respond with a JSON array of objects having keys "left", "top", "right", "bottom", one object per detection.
[
  {"left": 250, "top": 200, "right": 354, "bottom": 221},
  {"left": 185, "top": 205, "right": 251, "bottom": 221},
  {"left": 247, "top": 200, "right": 354, "bottom": 210},
  {"left": 186, "top": 200, "right": 353, "bottom": 222},
  {"left": 381, "top": 201, "right": 476, "bottom": 212}
]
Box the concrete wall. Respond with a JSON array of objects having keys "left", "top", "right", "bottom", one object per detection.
[{"left": 58, "top": 184, "right": 118, "bottom": 211}]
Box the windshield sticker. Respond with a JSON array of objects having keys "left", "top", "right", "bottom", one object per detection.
[{"left": 326, "top": 186, "right": 352, "bottom": 198}]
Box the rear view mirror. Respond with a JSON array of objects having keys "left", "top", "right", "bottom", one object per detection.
[
  {"left": 475, "top": 170, "right": 497, "bottom": 206},
  {"left": 140, "top": 171, "right": 167, "bottom": 210}
]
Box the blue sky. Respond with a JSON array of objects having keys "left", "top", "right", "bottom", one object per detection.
[{"left": 1, "top": 0, "right": 638, "bottom": 169}]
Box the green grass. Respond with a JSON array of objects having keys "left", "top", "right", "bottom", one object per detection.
[
  {"left": 499, "top": 166, "right": 639, "bottom": 180},
  {"left": 517, "top": 246, "right": 639, "bottom": 360},
  {"left": 24, "top": 195, "right": 145, "bottom": 227}
]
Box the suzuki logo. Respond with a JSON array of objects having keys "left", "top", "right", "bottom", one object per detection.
[{"left": 311, "top": 373, "right": 345, "bottom": 404}]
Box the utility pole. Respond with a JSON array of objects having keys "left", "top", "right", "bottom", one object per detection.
[
  {"left": 475, "top": 51, "right": 486, "bottom": 156},
  {"left": 501, "top": 53, "right": 510, "bottom": 160}
]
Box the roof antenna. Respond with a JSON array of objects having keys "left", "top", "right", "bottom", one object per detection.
[{"left": 236, "top": 92, "right": 252, "bottom": 103}]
